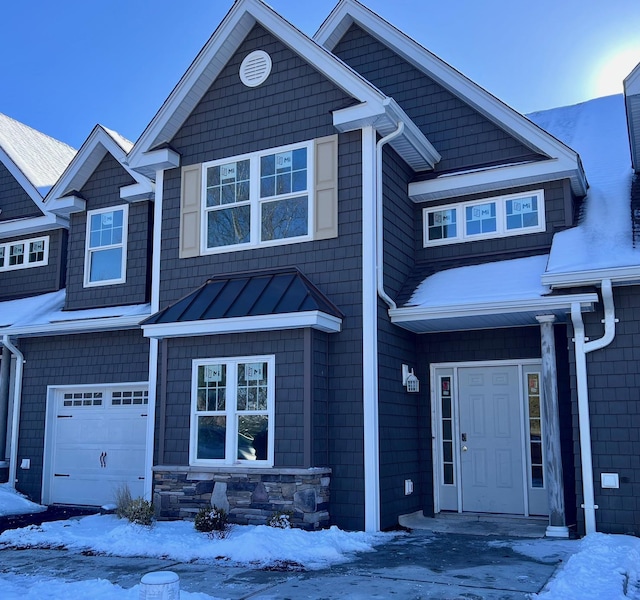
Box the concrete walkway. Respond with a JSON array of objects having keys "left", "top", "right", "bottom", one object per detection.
[{"left": 0, "top": 527, "right": 576, "bottom": 599}]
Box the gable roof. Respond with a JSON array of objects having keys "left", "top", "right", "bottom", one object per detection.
[
  {"left": 128, "top": 0, "right": 440, "bottom": 178},
  {"left": 0, "top": 114, "right": 76, "bottom": 238},
  {"left": 46, "top": 125, "right": 154, "bottom": 217},
  {"left": 0, "top": 113, "right": 76, "bottom": 197},
  {"left": 143, "top": 267, "right": 344, "bottom": 338},
  {"left": 316, "top": 0, "right": 587, "bottom": 199}
]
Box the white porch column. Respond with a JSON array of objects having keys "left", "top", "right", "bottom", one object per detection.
[{"left": 536, "top": 315, "right": 569, "bottom": 538}]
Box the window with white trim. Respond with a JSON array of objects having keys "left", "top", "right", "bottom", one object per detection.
[
  {"left": 84, "top": 205, "right": 128, "bottom": 286},
  {"left": 202, "top": 141, "right": 312, "bottom": 252},
  {"left": 191, "top": 356, "right": 275, "bottom": 466},
  {"left": 0, "top": 236, "right": 49, "bottom": 272},
  {"left": 423, "top": 190, "right": 545, "bottom": 246}
]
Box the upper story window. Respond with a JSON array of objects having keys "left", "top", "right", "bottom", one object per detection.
[
  {"left": 0, "top": 236, "right": 49, "bottom": 272},
  {"left": 190, "top": 355, "right": 275, "bottom": 466},
  {"left": 423, "top": 190, "right": 545, "bottom": 247},
  {"left": 202, "top": 141, "right": 312, "bottom": 253},
  {"left": 84, "top": 205, "right": 128, "bottom": 287}
]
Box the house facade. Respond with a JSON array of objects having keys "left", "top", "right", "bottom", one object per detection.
[{"left": 1, "top": 0, "right": 639, "bottom": 537}]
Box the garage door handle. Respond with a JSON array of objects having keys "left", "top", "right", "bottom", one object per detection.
[{"left": 100, "top": 452, "right": 107, "bottom": 468}]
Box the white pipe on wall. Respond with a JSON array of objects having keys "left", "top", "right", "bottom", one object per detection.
[
  {"left": 570, "top": 278, "right": 616, "bottom": 535},
  {"left": 2, "top": 335, "right": 24, "bottom": 488}
]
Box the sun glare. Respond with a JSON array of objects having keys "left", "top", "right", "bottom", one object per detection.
[{"left": 594, "top": 46, "right": 640, "bottom": 98}]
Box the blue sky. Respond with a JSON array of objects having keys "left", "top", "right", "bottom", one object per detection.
[{"left": 3, "top": 0, "right": 640, "bottom": 149}]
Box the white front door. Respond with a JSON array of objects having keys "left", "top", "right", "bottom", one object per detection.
[
  {"left": 433, "top": 362, "right": 548, "bottom": 516},
  {"left": 45, "top": 385, "right": 148, "bottom": 506},
  {"left": 458, "top": 366, "right": 524, "bottom": 514}
]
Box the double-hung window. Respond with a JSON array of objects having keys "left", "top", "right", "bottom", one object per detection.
[
  {"left": 203, "top": 141, "right": 312, "bottom": 252},
  {"left": 191, "top": 356, "right": 275, "bottom": 466},
  {"left": 84, "top": 205, "right": 128, "bottom": 286},
  {"left": 423, "top": 190, "right": 545, "bottom": 246},
  {"left": 0, "top": 236, "right": 49, "bottom": 272}
]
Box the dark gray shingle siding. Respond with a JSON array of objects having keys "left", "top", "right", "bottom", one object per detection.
[
  {"left": 0, "top": 161, "right": 44, "bottom": 220},
  {"left": 332, "top": 24, "right": 542, "bottom": 173}
]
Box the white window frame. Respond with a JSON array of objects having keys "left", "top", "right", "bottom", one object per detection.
[
  {"left": 0, "top": 236, "right": 49, "bottom": 272},
  {"left": 423, "top": 189, "right": 545, "bottom": 247},
  {"left": 200, "top": 140, "right": 314, "bottom": 254},
  {"left": 190, "top": 355, "right": 275, "bottom": 467},
  {"left": 84, "top": 205, "right": 128, "bottom": 287}
]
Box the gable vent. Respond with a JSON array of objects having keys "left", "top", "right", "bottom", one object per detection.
[{"left": 239, "top": 50, "right": 272, "bottom": 88}]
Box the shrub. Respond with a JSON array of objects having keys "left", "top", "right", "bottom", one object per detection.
[
  {"left": 194, "top": 506, "right": 229, "bottom": 538},
  {"left": 268, "top": 510, "right": 293, "bottom": 529},
  {"left": 114, "top": 484, "right": 133, "bottom": 520},
  {"left": 122, "top": 497, "right": 154, "bottom": 526}
]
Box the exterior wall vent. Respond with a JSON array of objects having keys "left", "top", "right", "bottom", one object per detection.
[{"left": 239, "top": 50, "right": 272, "bottom": 88}]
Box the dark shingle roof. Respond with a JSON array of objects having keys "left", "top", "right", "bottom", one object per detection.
[{"left": 143, "top": 267, "right": 343, "bottom": 325}]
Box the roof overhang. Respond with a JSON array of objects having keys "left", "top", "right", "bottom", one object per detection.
[
  {"left": 409, "top": 158, "right": 585, "bottom": 202},
  {"left": 0, "top": 213, "right": 69, "bottom": 238},
  {"left": 389, "top": 293, "right": 598, "bottom": 333},
  {"left": 143, "top": 310, "right": 342, "bottom": 339},
  {"left": 624, "top": 62, "right": 640, "bottom": 173},
  {"left": 542, "top": 265, "right": 640, "bottom": 289},
  {"left": 334, "top": 97, "right": 440, "bottom": 171},
  {"left": 45, "top": 125, "right": 154, "bottom": 216},
  {"left": 4, "top": 314, "right": 150, "bottom": 338}
]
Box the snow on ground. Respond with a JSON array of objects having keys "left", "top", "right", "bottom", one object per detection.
[
  {"left": 494, "top": 533, "right": 640, "bottom": 600},
  {"left": 0, "top": 513, "right": 387, "bottom": 570},
  {"left": 0, "top": 484, "right": 46, "bottom": 517}
]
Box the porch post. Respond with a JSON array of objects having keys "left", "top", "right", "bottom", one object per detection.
[{"left": 536, "top": 315, "right": 569, "bottom": 538}]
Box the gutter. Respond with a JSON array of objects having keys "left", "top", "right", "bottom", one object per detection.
[
  {"left": 376, "top": 121, "right": 405, "bottom": 310},
  {"left": 570, "top": 279, "right": 616, "bottom": 534},
  {"left": 2, "top": 336, "right": 24, "bottom": 488}
]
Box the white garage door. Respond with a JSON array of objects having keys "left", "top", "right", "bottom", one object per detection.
[{"left": 49, "top": 385, "right": 148, "bottom": 506}]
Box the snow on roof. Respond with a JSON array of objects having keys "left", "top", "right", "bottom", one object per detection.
[
  {"left": 527, "top": 94, "right": 638, "bottom": 275},
  {"left": 101, "top": 126, "right": 134, "bottom": 153},
  {"left": 0, "top": 290, "right": 65, "bottom": 329},
  {"left": 0, "top": 114, "right": 76, "bottom": 196},
  {"left": 408, "top": 255, "right": 550, "bottom": 307}
]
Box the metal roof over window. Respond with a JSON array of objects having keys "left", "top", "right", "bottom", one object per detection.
[{"left": 142, "top": 268, "right": 344, "bottom": 338}]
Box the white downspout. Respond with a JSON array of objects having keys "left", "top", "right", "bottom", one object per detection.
[
  {"left": 570, "top": 278, "right": 616, "bottom": 534},
  {"left": 376, "top": 122, "right": 404, "bottom": 310},
  {"left": 2, "top": 335, "right": 24, "bottom": 488}
]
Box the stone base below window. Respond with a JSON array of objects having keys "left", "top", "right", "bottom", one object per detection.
[{"left": 153, "top": 466, "right": 331, "bottom": 530}]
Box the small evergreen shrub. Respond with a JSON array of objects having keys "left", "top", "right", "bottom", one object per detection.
[
  {"left": 122, "top": 497, "right": 154, "bottom": 526},
  {"left": 268, "top": 510, "right": 293, "bottom": 529},
  {"left": 194, "top": 506, "right": 229, "bottom": 538}
]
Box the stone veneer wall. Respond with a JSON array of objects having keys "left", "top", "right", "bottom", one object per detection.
[{"left": 153, "top": 467, "right": 331, "bottom": 530}]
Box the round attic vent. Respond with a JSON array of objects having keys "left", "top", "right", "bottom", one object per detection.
[{"left": 239, "top": 50, "right": 272, "bottom": 87}]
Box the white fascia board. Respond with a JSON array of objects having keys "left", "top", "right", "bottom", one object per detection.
[
  {"left": 316, "top": 0, "right": 586, "bottom": 190},
  {"left": 409, "top": 159, "right": 581, "bottom": 202},
  {"left": 120, "top": 181, "right": 155, "bottom": 202},
  {"left": 128, "top": 148, "right": 181, "bottom": 180},
  {"left": 3, "top": 314, "right": 150, "bottom": 338},
  {"left": 0, "top": 147, "right": 45, "bottom": 206},
  {"left": 143, "top": 311, "right": 342, "bottom": 339},
  {"left": 129, "top": 0, "right": 387, "bottom": 172},
  {"left": 0, "top": 213, "right": 69, "bottom": 238},
  {"left": 333, "top": 98, "right": 440, "bottom": 171},
  {"left": 389, "top": 293, "right": 598, "bottom": 324},
  {"left": 542, "top": 265, "right": 640, "bottom": 288},
  {"left": 45, "top": 126, "right": 153, "bottom": 213}
]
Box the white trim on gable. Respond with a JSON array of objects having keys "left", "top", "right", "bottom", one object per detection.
[
  {"left": 128, "top": 0, "right": 440, "bottom": 176},
  {"left": 45, "top": 125, "right": 154, "bottom": 217},
  {"left": 316, "top": 0, "right": 587, "bottom": 196}
]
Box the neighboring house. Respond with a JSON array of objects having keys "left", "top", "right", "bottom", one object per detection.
[{"left": 1, "top": 0, "right": 639, "bottom": 537}]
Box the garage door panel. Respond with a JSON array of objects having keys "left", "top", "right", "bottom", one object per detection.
[{"left": 50, "top": 386, "right": 148, "bottom": 507}]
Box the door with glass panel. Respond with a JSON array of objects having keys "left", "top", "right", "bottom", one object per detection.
[{"left": 433, "top": 362, "right": 548, "bottom": 516}]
